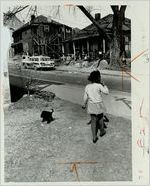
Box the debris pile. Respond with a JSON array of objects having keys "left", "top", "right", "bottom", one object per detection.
[
  {"left": 63, "top": 59, "right": 109, "bottom": 71},
  {"left": 34, "top": 90, "right": 55, "bottom": 101}
]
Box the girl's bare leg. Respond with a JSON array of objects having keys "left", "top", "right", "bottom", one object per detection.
[
  {"left": 99, "top": 116, "right": 106, "bottom": 136},
  {"left": 90, "top": 114, "right": 97, "bottom": 140}
]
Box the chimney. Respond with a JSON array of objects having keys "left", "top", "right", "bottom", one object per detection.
[
  {"left": 95, "top": 13, "right": 101, "bottom": 21},
  {"left": 31, "top": 14, "right": 36, "bottom": 22}
]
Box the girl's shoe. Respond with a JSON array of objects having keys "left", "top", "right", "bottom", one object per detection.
[
  {"left": 104, "top": 123, "right": 107, "bottom": 128},
  {"left": 93, "top": 137, "right": 98, "bottom": 143},
  {"left": 100, "top": 130, "right": 106, "bottom": 137},
  {"left": 87, "top": 120, "right": 91, "bottom": 125}
]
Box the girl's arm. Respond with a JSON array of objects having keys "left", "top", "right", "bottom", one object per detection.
[
  {"left": 99, "top": 83, "right": 109, "bottom": 94},
  {"left": 83, "top": 89, "right": 88, "bottom": 108}
]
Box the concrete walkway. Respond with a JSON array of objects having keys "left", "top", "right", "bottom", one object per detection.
[{"left": 43, "top": 84, "right": 131, "bottom": 120}]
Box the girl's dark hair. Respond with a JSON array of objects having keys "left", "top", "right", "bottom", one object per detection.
[{"left": 88, "top": 70, "right": 101, "bottom": 83}]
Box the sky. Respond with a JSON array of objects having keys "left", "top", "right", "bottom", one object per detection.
[{"left": 2, "top": 2, "right": 132, "bottom": 29}]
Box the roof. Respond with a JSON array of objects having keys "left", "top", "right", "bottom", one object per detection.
[
  {"left": 67, "top": 14, "right": 131, "bottom": 41},
  {"left": 12, "top": 15, "right": 68, "bottom": 35},
  {"left": 82, "top": 14, "right": 130, "bottom": 31}
]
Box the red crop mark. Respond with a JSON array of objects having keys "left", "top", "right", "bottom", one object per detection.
[
  {"left": 131, "top": 49, "right": 148, "bottom": 63},
  {"left": 140, "top": 128, "right": 145, "bottom": 136},
  {"left": 138, "top": 170, "right": 143, "bottom": 173},
  {"left": 64, "top": 4, "right": 75, "bottom": 7},
  {"left": 137, "top": 138, "right": 146, "bottom": 157},
  {"left": 58, "top": 161, "right": 98, "bottom": 181},
  {"left": 122, "top": 67, "right": 140, "bottom": 82},
  {"left": 118, "top": 59, "right": 140, "bottom": 83},
  {"left": 70, "top": 163, "right": 79, "bottom": 181},
  {"left": 58, "top": 161, "right": 98, "bottom": 165},
  {"left": 138, "top": 170, "right": 143, "bottom": 180},
  {"left": 139, "top": 98, "right": 149, "bottom": 123},
  {"left": 137, "top": 139, "right": 144, "bottom": 148},
  {"left": 139, "top": 175, "right": 143, "bottom": 180},
  {"left": 119, "top": 49, "right": 148, "bottom": 83},
  {"left": 140, "top": 98, "right": 144, "bottom": 118},
  {"left": 138, "top": 169, "right": 144, "bottom": 180}
]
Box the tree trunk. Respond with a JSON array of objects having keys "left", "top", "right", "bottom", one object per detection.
[
  {"left": 110, "top": 5, "right": 126, "bottom": 67},
  {"left": 77, "top": 5, "right": 126, "bottom": 68}
]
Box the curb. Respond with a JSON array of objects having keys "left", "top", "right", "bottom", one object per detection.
[{"left": 56, "top": 68, "right": 130, "bottom": 78}]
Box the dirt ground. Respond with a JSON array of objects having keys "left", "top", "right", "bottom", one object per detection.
[{"left": 4, "top": 96, "right": 132, "bottom": 182}]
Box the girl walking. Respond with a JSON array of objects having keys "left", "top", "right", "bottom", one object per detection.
[{"left": 82, "top": 70, "right": 109, "bottom": 143}]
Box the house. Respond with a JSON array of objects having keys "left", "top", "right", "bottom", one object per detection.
[
  {"left": 11, "top": 15, "right": 73, "bottom": 58},
  {"left": 62, "top": 13, "right": 131, "bottom": 61}
]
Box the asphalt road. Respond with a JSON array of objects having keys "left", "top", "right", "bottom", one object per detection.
[{"left": 9, "top": 65, "right": 131, "bottom": 92}]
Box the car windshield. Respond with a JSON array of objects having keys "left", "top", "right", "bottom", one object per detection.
[
  {"left": 30, "top": 58, "right": 39, "bottom": 61},
  {"left": 40, "top": 57, "right": 50, "bottom": 61}
]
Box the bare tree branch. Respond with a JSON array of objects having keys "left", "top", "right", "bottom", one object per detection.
[
  {"left": 86, "top": 6, "right": 93, "bottom": 14},
  {"left": 120, "top": 6, "right": 127, "bottom": 13},
  {"left": 77, "top": 5, "right": 110, "bottom": 41},
  {"left": 55, "top": 5, "right": 60, "bottom": 19},
  {"left": 111, "top": 5, "right": 119, "bottom": 14},
  {"left": 10, "top": 6, "right": 29, "bottom": 17}
]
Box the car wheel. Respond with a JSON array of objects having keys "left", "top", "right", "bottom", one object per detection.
[
  {"left": 23, "top": 64, "right": 27, "bottom": 69},
  {"left": 34, "top": 66, "right": 38, "bottom": 71}
]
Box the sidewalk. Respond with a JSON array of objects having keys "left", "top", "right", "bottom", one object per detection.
[
  {"left": 43, "top": 84, "right": 131, "bottom": 120},
  {"left": 57, "top": 65, "right": 130, "bottom": 78}
]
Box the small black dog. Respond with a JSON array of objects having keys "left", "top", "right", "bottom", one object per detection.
[{"left": 41, "top": 109, "right": 54, "bottom": 124}]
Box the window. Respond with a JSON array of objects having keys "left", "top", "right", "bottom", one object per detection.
[
  {"left": 66, "top": 28, "right": 71, "bottom": 33},
  {"left": 38, "top": 25, "right": 44, "bottom": 37},
  {"left": 35, "top": 58, "right": 39, "bottom": 61},
  {"left": 125, "top": 36, "right": 129, "bottom": 42},
  {"left": 44, "top": 25, "right": 49, "bottom": 32},
  {"left": 41, "top": 57, "right": 45, "bottom": 61},
  {"left": 125, "top": 45, "right": 129, "bottom": 51},
  {"left": 41, "top": 57, "right": 50, "bottom": 61},
  {"left": 30, "top": 58, "right": 39, "bottom": 61}
]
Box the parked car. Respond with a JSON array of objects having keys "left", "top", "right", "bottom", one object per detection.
[{"left": 22, "top": 55, "right": 55, "bottom": 70}]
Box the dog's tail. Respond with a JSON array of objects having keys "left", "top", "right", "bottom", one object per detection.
[{"left": 104, "top": 115, "right": 109, "bottom": 122}]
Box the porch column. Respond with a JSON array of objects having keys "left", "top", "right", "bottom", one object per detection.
[
  {"left": 81, "top": 42, "right": 84, "bottom": 53},
  {"left": 81, "top": 42, "right": 84, "bottom": 59},
  {"left": 103, "top": 39, "right": 106, "bottom": 53},
  {"left": 62, "top": 44, "right": 65, "bottom": 54},
  {"left": 38, "top": 45, "right": 40, "bottom": 55},
  {"left": 87, "top": 40, "right": 89, "bottom": 56},
  {"left": 73, "top": 41, "right": 76, "bottom": 59},
  {"left": 33, "top": 45, "right": 35, "bottom": 56},
  {"left": 45, "top": 45, "right": 48, "bottom": 55},
  {"left": 42, "top": 45, "right": 45, "bottom": 55}
]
